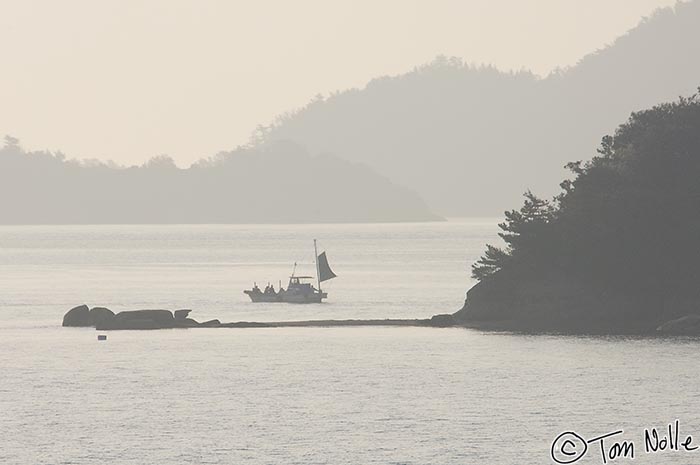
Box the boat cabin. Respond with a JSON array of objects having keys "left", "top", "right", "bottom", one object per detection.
[{"left": 288, "top": 276, "right": 316, "bottom": 291}]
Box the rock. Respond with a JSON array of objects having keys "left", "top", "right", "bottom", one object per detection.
[
  {"left": 95, "top": 309, "right": 175, "bottom": 330},
  {"left": 173, "top": 318, "right": 200, "bottom": 328},
  {"left": 429, "top": 314, "right": 456, "bottom": 327},
  {"left": 63, "top": 305, "right": 116, "bottom": 328},
  {"left": 115, "top": 310, "right": 174, "bottom": 325},
  {"left": 174, "top": 309, "right": 192, "bottom": 320},
  {"left": 199, "top": 319, "right": 221, "bottom": 328},
  {"left": 657, "top": 315, "right": 700, "bottom": 335},
  {"left": 89, "top": 307, "right": 115, "bottom": 326},
  {"left": 94, "top": 318, "right": 113, "bottom": 331},
  {"left": 98, "top": 318, "right": 161, "bottom": 330},
  {"left": 62, "top": 305, "right": 91, "bottom": 327},
  {"left": 449, "top": 267, "right": 663, "bottom": 334}
]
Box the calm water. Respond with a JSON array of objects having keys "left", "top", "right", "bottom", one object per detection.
[{"left": 1, "top": 221, "right": 699, "bottom": 465}]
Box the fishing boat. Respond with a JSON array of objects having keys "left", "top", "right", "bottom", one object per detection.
[{"left": 244, "top": 240, "right": 337, "bottom": 303}]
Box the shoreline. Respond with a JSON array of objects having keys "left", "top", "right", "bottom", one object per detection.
[
  {"left": 64, "top": 306, "right": 696, "bottom": 336},
  {"left": 215, "top": 318, "right": 435, "bottom": 328},
  {"left": 215, "top": 318, "right": 700, "bottom": 338}
]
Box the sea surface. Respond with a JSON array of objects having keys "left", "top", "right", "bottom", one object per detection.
[{"left": 1, "top": 220, "right": 699, "bottom": 465}]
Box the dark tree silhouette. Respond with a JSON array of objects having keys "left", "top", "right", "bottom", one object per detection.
[
  {"left": 458, "top": 90, "right": 700, "bottom": 333},
  {"left": 472, "top": 191, "right": 555, "bottom": 280}
]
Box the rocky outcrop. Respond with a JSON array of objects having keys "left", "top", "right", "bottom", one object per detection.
[
  {"left": 174, "top": 318, "right": 201, "bottom": 328},
  {"left": 174, "top": 309, "right": 192, "bottom": 320},
  {"left": 429, "top": 314, "right": 456, "bottom": 327},
  {"left": 62, "top": 305, "right": 116, "bottom": 327},
  {"left": 198, "top": 319, "right": 221, "bottom": 328},
  {"left": 62, "top": 305, "right": 445, "bottom": 330},
  {"left": 450, "top": 269, "right": 668, "bottom": 335},
  {"left": 89, "top": 307, "right": 115, "bottom": 326},
  {"left": 62, "top": 306, "right": 231, "bottom": 330},
  {"left": 62, "top": 304, "right": 91, "bottom": 327},
  {"left": 96, "top": 309, "right": 175, "bottom": 330},
  {"left": 97, "top": 317, "right": 162, "bottom": 330}
]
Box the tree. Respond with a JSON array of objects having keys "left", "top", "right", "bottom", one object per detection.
[
  {"left": 472, "top": 91, "right": 700, "bottom": 291},
  {"left": 472, "top": 191, "right": 555, "bottom": 279},
  {"left": 471, "top": 244, "right": 511, "bottom": 280}
]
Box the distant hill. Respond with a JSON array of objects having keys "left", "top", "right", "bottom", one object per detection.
[
  {"left": 0, "top": 138, "right": 439, "bottom": 224},
  {"left": 256, "top": 1, "right": 700, "bottom": 215}
]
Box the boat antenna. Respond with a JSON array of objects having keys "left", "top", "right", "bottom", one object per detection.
[
  {"left": 314, "top": 239, "right": 321, "bottom": 293},
  {"left": 292, "top": 262, "right": 297, "bottom": 277}
]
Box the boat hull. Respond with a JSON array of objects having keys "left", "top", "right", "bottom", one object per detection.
[
  {"left": 279, "top": 291, "right": 327, "bottom": 304},
  {"left": 244, "top": 290, "right": 327, "bottom": 304},
  {"left": 244, "top": 291, "right": 281, "bottom": 303}
]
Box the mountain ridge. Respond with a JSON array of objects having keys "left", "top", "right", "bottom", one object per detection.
[
  {"left": 0, "top": 138, "right": 440, "bottom": 224},
  {"left": 256, "top": 0, "right": 700, "bottom": 216}
]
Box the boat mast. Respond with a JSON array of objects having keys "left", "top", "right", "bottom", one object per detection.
[{"left": 314, "top": 239, "right": 321, "bottom": 293}]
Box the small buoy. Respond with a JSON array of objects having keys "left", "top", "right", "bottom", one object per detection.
[{"left": 97, "top": 334, "right": 107, "bottom": 341}]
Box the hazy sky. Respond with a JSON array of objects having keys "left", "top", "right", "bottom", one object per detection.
[{"left": 0, "top": 0, "right": 678, "bottom": 166}]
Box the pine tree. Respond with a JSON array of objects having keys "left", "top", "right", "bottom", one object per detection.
[{"left": 472, "top": 191, "right": 555, "bottom": 279}]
